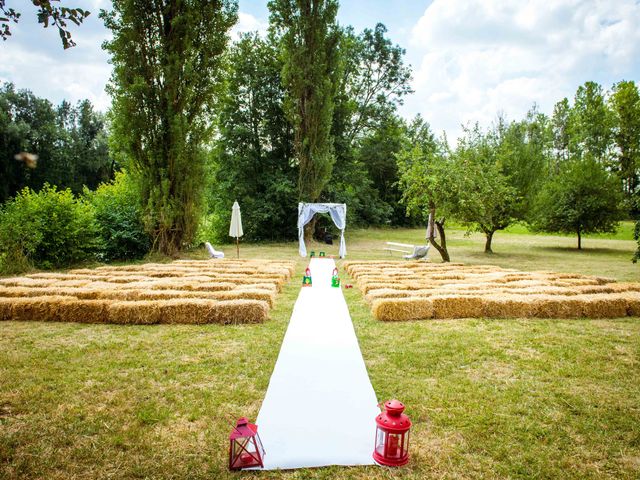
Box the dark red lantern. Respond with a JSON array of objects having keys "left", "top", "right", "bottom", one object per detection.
[
  {"left": 229, "top": 417, "right": 265, "bottom": 470},
  {"left": 373, "top": 399, "right": 411, "bottom": 467}
]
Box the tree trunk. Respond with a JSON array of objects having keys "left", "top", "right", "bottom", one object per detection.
[
  {"left": 427, "top": 206, "right": 450, "bottom": 262},
  {"left": 577, "top": 227, "right": 582, "bottom": 250},
  {"left": 303, "top": 217, "right": 317, "bottom": 244},
  {"left": 484, "top": 230, "right": 494, "bottom": 254}
]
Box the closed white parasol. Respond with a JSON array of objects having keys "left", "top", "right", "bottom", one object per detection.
[{"left": 229, "top": 200, "right": 243, "bottom": 258}]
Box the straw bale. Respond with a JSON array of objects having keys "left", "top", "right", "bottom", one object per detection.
[
  {"left": 159, "top": 299, "right": 218, "bottom": 324},
  {"left": 202, "top": 299, "right": 269, "bottom": 324},
  {"left": 8, "top": 296, "right": 73, "bottom": 322},
  {"left": 481, "top": 296, "right": 535, "bottom": 318},
  {"left": 432, "top": 296, "right": 484, "bottom": 319},
  {"left": 372, "top": 298, "right": 434, "bottom": 321},
  {"left": 0, "top": 286, "right": 35, "bottom": 297},
  {"left": 220, "top": 290, "right": 275, "bottom": 307},
  {"left": 553, "top": 278, "right": 601, "bottom": 287},
  {"left": 233, "top": 283, "right": 278, "bottom": 292},
  {"left": 0, "top": 298, "right": 13, "bottom": 320},
  {"left": 624, "top": 294, "right": 640, "bottom": 316},
  {"left": 531, "top": 296, "right": 584, "bottom": 318},
  {"left": 108, "top": 301, "right": 163, "bottom": 324},
  {"left": 361, "top": 282, "right": 393, "bottom": 294},
  {"left": 579, "top": 294, "right": 629, "bottom": 318},
  {"left": 365, "top": 289, "right": 413, "bottom": 302},
  {"left": 55, "top": 299, "right": 110, "bottom": 323},
  {"left": 0, "top": 277, "right": 53, "bottom": 288}
]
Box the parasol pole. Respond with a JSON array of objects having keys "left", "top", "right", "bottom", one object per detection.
[{"left": 236, "top": 236, "right": 239, "bottom": 259}]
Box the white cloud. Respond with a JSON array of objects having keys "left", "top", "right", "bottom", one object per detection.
[
  {"left": 0, "top": 6, "right": 112, "bottom": 111},
  {"left": 403, "top": 0, "right": 640, "bottom": 142},
  {"left": 232, "top": 12, "right": 269, "bottom": 39}
]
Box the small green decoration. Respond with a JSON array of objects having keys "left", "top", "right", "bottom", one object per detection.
[
  {"left": 319, "top": 251, "right": 325, "bottom": 257},
  {"left": 310, "top": 251, "right": 316, "bottom": 257},
  {"left": 302, "top": 267, "right": 312, "bottom": 287},
  {"left": 331, "top": 268, "right": 340, "bottom": 288}
]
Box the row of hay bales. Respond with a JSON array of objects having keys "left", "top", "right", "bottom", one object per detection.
[
  {"left": 0, "top": 260, "right": 295, "bottom": 325},
  {"left": 343, "top": 261, "right": 640, "bottom": 320}
]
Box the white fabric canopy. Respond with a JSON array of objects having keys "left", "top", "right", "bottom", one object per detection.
[
  {"left": 255, "top": 258, "right": 379, "bottom": 469},
  {"left": 298, "top": 203, "right": 347, "bottom": 258}
]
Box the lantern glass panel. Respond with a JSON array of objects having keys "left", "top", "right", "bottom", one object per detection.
[
  {"left": 255, "top": 433, "right": 265, "bottom": 458},
  {"left": 232, "top": 438, "right": 259, "bottom": 466},
  {"left": 403, "top": 431, "right": 410, "bottom": 457},
  {"left": 375, "top": 427, "right": 386, "bottom": 455}
]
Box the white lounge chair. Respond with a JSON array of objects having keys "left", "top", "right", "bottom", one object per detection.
[
  {"left": 205, "top": 242, "right": 225, "bottom": 259},
  {"left": 403, "top": 245, "right": 429, "bottom": 261}
]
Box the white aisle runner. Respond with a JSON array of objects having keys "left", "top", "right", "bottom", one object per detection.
[{"left": 255, "top": 258, "right": 379, "bottom": 470}]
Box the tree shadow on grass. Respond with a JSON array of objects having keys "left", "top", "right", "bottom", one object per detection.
[{"left": 533, "top": 245, "right": 631, "bottom": 255}]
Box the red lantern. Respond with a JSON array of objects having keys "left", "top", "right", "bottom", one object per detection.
[
  {"left": 229, "top": 417, "right": 265, "bottom": 470},
  {"left": 373, "top": 399, "right": 411, "bottom": 467}
]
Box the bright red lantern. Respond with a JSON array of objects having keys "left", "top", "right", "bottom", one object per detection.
[
  {"left": 373, "top": 399, "right": 411, "bottom": 467},
  {"left": 229, "top": 417, "right": 265, "bottom": 470}
]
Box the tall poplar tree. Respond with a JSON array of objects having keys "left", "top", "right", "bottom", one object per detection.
[
  {"left": 102, "top": 0, "right": 237, "bottom": 255},
  {"left": 609, "top": 80, "right": 640, "bottom": 202},
  {"left": 268, "top": 0, "right": 340, "bottom": 240}
]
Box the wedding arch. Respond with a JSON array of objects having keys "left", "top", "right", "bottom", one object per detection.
[{"left": 297, "top": 203, "right": 347, "bottom": 258}]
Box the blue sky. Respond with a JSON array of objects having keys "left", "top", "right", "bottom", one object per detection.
[{"left": 1, "top": 0, "right": 639, "bottom": 142}]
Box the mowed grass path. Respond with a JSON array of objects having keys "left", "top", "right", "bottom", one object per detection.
[{"left": 1, "top": 226, "right": 639, "bottom": 479}]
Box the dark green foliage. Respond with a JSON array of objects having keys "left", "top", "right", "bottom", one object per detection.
[
  {"left": 210, "top": 33, "right": 297, "bottom": 241},
  {"left": 609, "top": 80, "right": 640, "bottom": 204},
  {"left": 269, "top": 0, "right": 340, "bottom": 206},
  {"left": 0, "top": 83, "right": 112, "bottom": 203},
  {"left": 397, "top": 125, "right": 453, "bottom": 262},
  {"left": 571, "top": 81, "right": 614, "bottom": 163},
  {"left": 103, "top": 0, "right": 238, "bottom": 255},
  {"left": 532, "top": 158, "right": 625, "bottom": 249},
  {"left": 634, "top": 219, "right": 639, "bottom": 263},
  {"left": 450, "top": 123, "right": 519, "bottom": 253},
  {"left": 330, "top": 23, "right": 413, "bottom": 226},
  {"left": 86, "top": 171, "right": 150, "bottom": 261},
  {"left": 0, "top": 184, "right": 100, "bottom": 272},
  {"left": 445, "top": 111, "right": 549, "bottom": 253}
]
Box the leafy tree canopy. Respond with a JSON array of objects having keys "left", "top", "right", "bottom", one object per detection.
[{"left": 531, "top": 157, "right": 625, "bottom": 249}]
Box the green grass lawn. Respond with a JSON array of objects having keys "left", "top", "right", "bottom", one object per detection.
[{"left": 1, "top": 227, "right": 639, "bottom": 479}]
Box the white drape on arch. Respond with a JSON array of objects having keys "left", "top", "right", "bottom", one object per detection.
[{"left": 297, "top": 202, "right": 347, "bottom": 258}]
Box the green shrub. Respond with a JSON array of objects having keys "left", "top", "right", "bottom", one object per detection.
[
  {"left": 0, "top": 184, "right": 101, "bottom": 272},
  {"left": 86, "top": 171, "right": 150, "bottom": 261}
]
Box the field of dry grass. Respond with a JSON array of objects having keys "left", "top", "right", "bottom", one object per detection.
[
  {"left": 0, "top": 259, "right": 294, "bottom": 324},
  {"left": 1, "top": 226, "right": 639, "bottom": 479},
  {"left": 344, "top": 261, "right": 640, "bottom": 321}
]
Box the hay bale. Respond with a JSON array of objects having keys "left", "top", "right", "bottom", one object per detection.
[
  {"left": 371, "top": 298, "right": 433, "bottom": 321},
  {"left": 532, "top": 296, "right": 584, "bottom": 318},
  {"left": 9, "top": 296, "right": 73, "bottom": 322},
  {"left": 481, "top": 295, "right": 535, "bottom": 318},
  {"left": 0, "top": 298, "right": 13, "bottom": 320},
  {"left": 108, "top": 301, "right": 163, "bottom": 324},
  {"left": 365, "top": 289, "right": 413, "bottom": 302},
  {"left": 233, "top": 283, "right": 278, "bottom": 292},
  {"left": 219, "top": 290, "right": 275, "bottom": 307},
  {"left": 579, "top": 294, "right": 629, "bottom": 318},
  {"left": 432, "top": 296, "right": 484, "bottom": 319},
  {"left": 56, "top": 299, "right": 110, "bottom": 323},
  {"left": 624, "top": 293, "right": 640, "bottom": 316},
  {"left": 203, "top": 300, "right": 269, "bottom": 324},
  {"left": 159, "top": 299, "right": 218, "bottom": 324}
]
